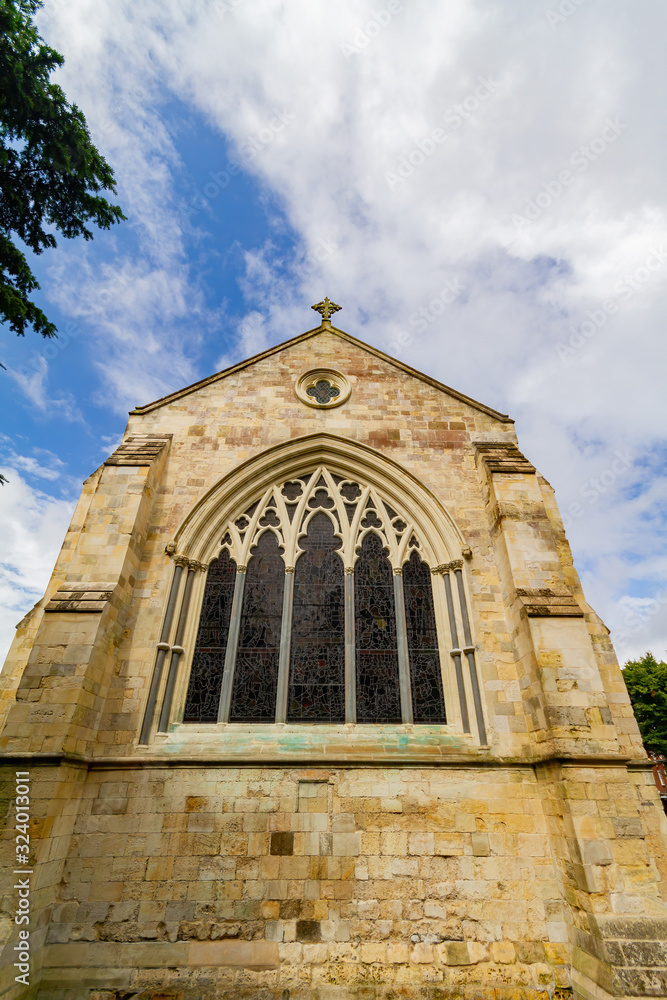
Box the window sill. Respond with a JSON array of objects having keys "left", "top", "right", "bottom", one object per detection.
[{"left": 143, "top": 723, "right": 485, "bottom": 763}]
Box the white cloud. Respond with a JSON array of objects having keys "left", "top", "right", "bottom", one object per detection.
[
  {"left": 0, "top": 471, "right": 74, "bottom": 666},
  {"left": 28, "top": 0, "right": 221, "bottom": 415},
  {"left": 21, "top": 0, "right": 667, "bottom": 663},
  {"left": 2, "top": 453, "right": 63, "bottom": 481},
  {"left": 8, "top": 354, "right": 83, "bottom": 422}
]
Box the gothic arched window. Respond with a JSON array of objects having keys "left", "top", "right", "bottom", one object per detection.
[
  {"left": 229, "top": 530, "right": 284, "bottom": 723},
  {"left": 182, "top": 550, "right": 235, "bottom": 724},
  {"left": 404, "top": 550, "right": 447, "bottom": 724},
  {"left": 288, "top": 512, "right": 345, "bottom": 722},
  {"left": 355, "top": 532, "right": 401, "bottom": 724},
  {"left": 160, "top": 466, "right": 484, "bottom": 734}
]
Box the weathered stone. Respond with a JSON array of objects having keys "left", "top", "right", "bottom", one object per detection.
[
  {"left": 1, "top": 318, "right": 664, "bottom": 1000},
  {"left": 295, "top": 919, "right": 321, "bottom": 942},
  {"left": 270, "top": 832, "right": 294, "bottom": 856}
]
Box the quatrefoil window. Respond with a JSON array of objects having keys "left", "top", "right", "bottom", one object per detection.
[
  {"left": 295, "top": 368, "right": 351, "bottom": 409},
  {"left": 307, "top": 379, "right": 340, "bottom": 405}
]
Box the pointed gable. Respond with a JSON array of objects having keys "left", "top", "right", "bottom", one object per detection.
[{"left": 129, "top": 322, "right": 512, "bottom": 423}]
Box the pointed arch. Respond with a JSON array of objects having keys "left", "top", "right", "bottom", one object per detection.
[
  {"left": 144, "top": 433, "right": 488, "bottom": 744},
  {"left": 171, "top": 433, "right": 468, "bottom": 569}
]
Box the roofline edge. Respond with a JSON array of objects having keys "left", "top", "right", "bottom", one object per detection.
[{"left": 128, "top": 323, "right": 514, "bottom": 423}]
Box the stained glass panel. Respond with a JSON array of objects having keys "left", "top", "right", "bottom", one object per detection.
[
  {"left": 183, "top": 551, "right": 236, "bottom": 723},
  {"left": 308, "top": 489, "right": 334, "bottom": 510},
  {"left": 340, "top": 482, "right": 361, "bottom": 503},
  {"left": 282, "top": 480, "right": 304, "bottom": 501},
  {"left": 229, "top": 531, "right": 284, "bottom": 722},
  {"left": 355, "top": 533, "right": 401, "bottom": 723},
  {"left": 403, "top": 551, "right": 446, "bottom": 723},
  {"left": 288, "top": 513, "right": 345, "bottom": 722},
  {"left": 307, "top": 380, "right": 340, "bottom": 405},
  {"left": 184, "top": 469, "right": 451, "bottom": 730}
]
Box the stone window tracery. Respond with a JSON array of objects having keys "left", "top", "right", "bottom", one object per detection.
[
  {"left": 145, "top": 463, "right": 487, "bottom": 742},
  {"left": 179, "top": 467, "right": 446, "bottom": 726}
]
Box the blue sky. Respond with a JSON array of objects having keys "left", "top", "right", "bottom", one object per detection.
[{"left": 2, "top": 0, "right": 667, "bottom": 665}]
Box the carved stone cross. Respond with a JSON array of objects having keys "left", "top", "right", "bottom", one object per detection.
[{"left": 311, "top": 297, "right": 342, "bottom": 322}]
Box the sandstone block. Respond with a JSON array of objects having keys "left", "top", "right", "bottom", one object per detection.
[
  {"left": 471, "top": 832, "right": 490, "bottom": 856},
  {"left": 266, "top": 880, "right": 288, "bottom": 900},
  {"left": 409, "top": 832, "right": 435, "bottom": 856},
  {"left": 332, "top": 832, "right": 361, "bottom": 857},
  {"left": 189, "top": 939, "right": 279, "bottom": 967},
  {"left": 491, "top": 941, "right": 516, "bottom": 963},
  {"left": 387, "top": 941, "right": 410, "bottom": 963},
  {"left": 303, "top": 942, "right": 328, "bottom": 963},
  {"left": 411, "top": 942, "right": 434, "bottom": 963},
  {"left": 361, "top": 942, "right": 386, "bottom": 963},
  {"left": 382, "top": 832, "right": 408, "bottom": 855},
  {"left": 442, "top": 942, "right": 471, "bottom": 965},
  {"left": 381, "top": 798, "right": 403, "bottom": 812}
]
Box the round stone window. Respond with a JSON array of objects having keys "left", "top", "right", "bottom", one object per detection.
[{"left": 295, "top": 369, "right": 351, "bottom": 409}]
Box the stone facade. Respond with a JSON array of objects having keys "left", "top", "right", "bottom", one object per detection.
[{"left": 1, "top": 317, "right": 666, "bottom": 999}]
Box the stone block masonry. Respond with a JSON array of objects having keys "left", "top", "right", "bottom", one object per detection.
[
  {"left": 2, "top": 763, "right": 569, "bottom": 997},
  {"left": 0, "top": 759, "right": 663, "bottom": 998},
  {"left": 0, "top": 320, "right": 665, "bottom": 999}
]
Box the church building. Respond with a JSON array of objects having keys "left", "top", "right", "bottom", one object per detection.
[{"left": 1, "top": 302, "right": 666, "bottom": 999}]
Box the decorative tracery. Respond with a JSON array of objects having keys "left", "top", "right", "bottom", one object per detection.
[
  {"left": 143, "top": 444, "right": 489, "bottom": 744},
  {"left": 178, "top": 466, "right": 450, "bottom": 727},
  {"left": 219, "top": 466, "right": 421, "bottom": 575}
]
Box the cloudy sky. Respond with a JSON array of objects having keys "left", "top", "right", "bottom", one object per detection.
[{"left": 1, "top": 0, "right": 666, "bottom": 666}]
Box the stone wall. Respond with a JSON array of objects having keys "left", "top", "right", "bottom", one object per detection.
[
  {"left": 1, "top": 758, "right": 665, "bottom": 999},
  {"left": 0, "top": 329, "right": 646, "bottom": 764},
  {"left": 0, "top": 323, "right": 665, "bottom": 999},
  {"left": 6, "top": 762, "right": 573, "bottom": 998}
]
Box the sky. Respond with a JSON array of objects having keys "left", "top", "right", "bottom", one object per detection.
[{"left": 1, "top": 0, "right": 667, "bottom": 668}]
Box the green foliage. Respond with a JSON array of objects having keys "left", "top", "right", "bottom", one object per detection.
[
  {"left": 623, "top": 651, "right": 667, "bottom": 756},
  {"left": 0, "top": 0, "right": 125, "bottom": 339}
]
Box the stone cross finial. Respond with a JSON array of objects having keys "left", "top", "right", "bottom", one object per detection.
[{"left": 311, "top": 297, "right": 341, "bottom": 323}]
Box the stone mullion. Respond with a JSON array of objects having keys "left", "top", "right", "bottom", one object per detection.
[
  {"left": 275, "top": 568, "right": 295, "bottom": 723},
  {"left": 344, "top": 569, "right": 356, "bottom": 723},
  {"left": 441, "top": 568, "right": 471, "bottom": 734},
  {"left": 216, "top": 567, "right": 247, "bottom": 723},
  {"left": 158, "top": 565, "right": 197, "bottom": 733},
  {"left": 454, "top": 567, "right": 487, "bottom": 746},
  {"left": 393, "top": 570, "right": 414, "bottom": 725},
  {"left": 139, "top": 561, "right": 184, "bottom": 744}
]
